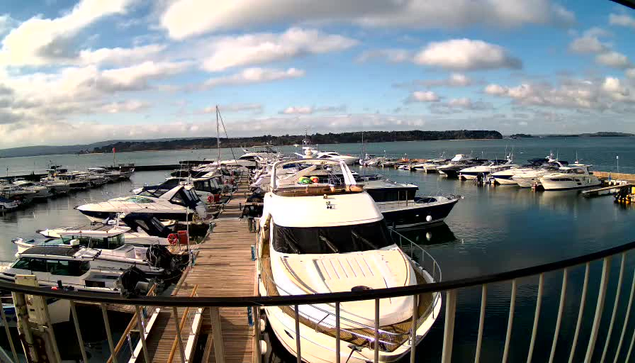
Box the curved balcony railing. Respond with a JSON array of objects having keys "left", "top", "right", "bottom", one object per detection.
[{"left": 0, "top": 237, "right": 634, "bottom": 363}]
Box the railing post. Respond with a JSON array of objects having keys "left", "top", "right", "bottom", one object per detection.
[
  {"left": 374, "top": 298, "right": 380, "bottom": 363},
  {"left": 613, "top": 266, "right": 635, "bottom": 363},
  {"left": 475, "top": 284, "right": 487, "bottom": 363},
  {"left": 171, "top": 307, "right": 187, "bottom": 363},
  {"left": 441, "top": 289, "right": 457, "bottom": 363},
  {"left": 569, "top": 263, "right": 590, "bottom": 363},
  {"left": 0, "top": 298, "right": 19, "bottom": 363},
  {"left": 254, "top": 306, "right": 262, "bottom": 363},
  {"left": 502, "top": 279, "right": 518, "bottom": 363},
  {"left": 210, "top": 307, "right": 226, "bottom": 363},
  {"left": 410, "top": 293, "right": 418, "bottom": 363},
  {"left": 601, "top": 253, "right": 626, "bottom": 363},
  {"left": 584, "top": 257, "right": 612, "bottom": 363},
  {"left": 335, "top": 302, "right": 341, "bottom": 363},
  {"left": 69, "top": 301, "right": 89, "bottom": 363},
  {"left": 549, "top": 269, "right": 568, "bottom": 363},
  {"left": 101, "top": 304, "right": 118, "bottom": 363},
  {"left": 135, "top": 306, "right": 150, "bottom": 363},
  {"left": 294, "top": 305, "right": 301, "bottom": 363},
  {"left": 527, "top": 274, "right": 544, "bottom": 363}
]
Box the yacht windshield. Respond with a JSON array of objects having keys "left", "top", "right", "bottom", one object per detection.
[{"left": 272, "top": 221, "right": 394, "bottom": 254}]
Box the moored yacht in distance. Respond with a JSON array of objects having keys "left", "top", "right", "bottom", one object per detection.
[
  {"left": 258, "top": 159, "right": 442, "bottom": 363},
  {"left": 540, "top": 164, "right": 601, "bottom": 190}
]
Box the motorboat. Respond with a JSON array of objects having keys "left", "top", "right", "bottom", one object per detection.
[
  {"left": 0, "top": 197, "right": 19, "bottom": 211},
  {"left": 411, "top": 158, "right": 450, "bottom": 173},
  {"left": 315, "top": 151, "right": 359, "bottom": 165},
  {"left": 134, "top": 176, "right": 224, "bottom": 202},
  {"left": 363, "top": 179, "right": 460, "bottom": 229},
  {"left": 539, "top": 164, "right": 601, "bottom": 190},
  {"left": 0, "top": 185, "right": 38, "bottom": 205},
  {"left": 0, "top": 243, "right": 181, "bottom": 293},
  {"left": 512, "top": 157, "right": 569, "bottom": 188},
  {"left": 18, "top": 214, "right": 178, "bottom": 254},
  {"left": 76, "top": 185, "right": 210, "bottom": 222},
  {"left": 258, "top": 159, "right": 442, "bottom": 362},
  {"left": 12, "top": 179, "right": 52, "bottom": 200},
  {"left": 459, "top": 156, "right": 516, "bottom": 180},
  {"left": 437, "top": 154, "right": 485, "bottom": 179}
]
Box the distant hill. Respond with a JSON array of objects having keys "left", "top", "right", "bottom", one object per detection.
[
  {"left": 508, "top": 132, "right": 634, "bottom": 139},
  {"left": 90, "top": 130, "right": 503, "bottom": 154}
]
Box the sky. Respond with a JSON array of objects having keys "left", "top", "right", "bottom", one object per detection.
[{"left": 0, "top": 0, "right": 634, "bottom": 149}]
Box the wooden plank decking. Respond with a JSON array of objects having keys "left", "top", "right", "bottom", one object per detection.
[{"left": 146, "top": 181, "right": 259, "bottom": 363}]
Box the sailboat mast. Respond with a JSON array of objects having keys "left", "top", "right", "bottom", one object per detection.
[{"left": 216, "top": 105, "right": 221, "bottom": 163}]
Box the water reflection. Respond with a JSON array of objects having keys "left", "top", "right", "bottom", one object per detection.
[{"left": 397, "top": 223, "right": 458, "bottom": 246}]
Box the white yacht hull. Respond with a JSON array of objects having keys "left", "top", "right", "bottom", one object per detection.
[
  {"left": 540, "top": 177, "right": 601, "bottom": 190},
  {"left": 493, "top": 177, "right": 518, "bottom": 185},
  {"left": 261, "top": 273, "right": 441, "bottom": 363}
]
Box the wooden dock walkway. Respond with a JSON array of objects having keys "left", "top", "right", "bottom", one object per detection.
[{"left": 145, "top": 181, "right": 259, "bottom": 363}]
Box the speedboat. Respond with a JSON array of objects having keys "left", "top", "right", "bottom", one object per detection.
[
  {"left": 315, "top": 151, "right": 359, "bottom": 165},
  {"left": 513, "top": 157, "right": 569, "bottom": 188},
  {"left": 258, "top": 159, "right": 442, "bottom": 362},
  {"left": 539, "top": 164, "right": 601, "bottom": 190},
  {"left": 76, "top": 185, "right": 209, "bottom": 222}
]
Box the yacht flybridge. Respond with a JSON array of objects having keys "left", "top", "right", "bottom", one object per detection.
[
  {"left": 76, "top": 184, "right": 209, "bottom": 222},
  {"left": 258, "top": 159, "right": 441, "bottom": 363}
]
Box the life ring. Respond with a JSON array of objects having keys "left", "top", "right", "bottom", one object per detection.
[
  {"left": 167, "top": 233, "right": 178, "bottom": 245},
  {"left": 207, "top": 195, "right": 213, "bottom": 203}
]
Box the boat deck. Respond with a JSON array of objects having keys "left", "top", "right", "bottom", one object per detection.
[{"left": 145, "top": 181, "right": 259, "bottom": 363}]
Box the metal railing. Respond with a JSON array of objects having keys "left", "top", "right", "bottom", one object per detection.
[{"left": 1, "top": 239, "right": 635, "bottom": 362}]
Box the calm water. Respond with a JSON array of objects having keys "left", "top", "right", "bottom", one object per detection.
[{"left": 1, "top": 137, "right": 634, "bottom": 362}]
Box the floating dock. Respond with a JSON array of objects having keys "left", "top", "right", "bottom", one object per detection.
[{"left": 144, "top": 178, "right": 258, "bottom": 363}]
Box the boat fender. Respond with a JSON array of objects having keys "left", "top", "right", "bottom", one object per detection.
[
  {"left": 207, "top": 195, "right": 213, "bottom": 204},
  {"left": 167, "top": 233, "right": 179, "bottom": 245},
  {"left": 426, "top": 215, "right": 432, "bottom": 222}
]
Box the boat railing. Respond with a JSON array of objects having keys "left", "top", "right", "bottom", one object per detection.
[{"left": 2, "top": 237, "right": 635, "bottom": 362}]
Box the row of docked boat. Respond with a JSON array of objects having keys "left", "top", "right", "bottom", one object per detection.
[
  {"left": 405, "top": 153, "right": 601, "bottom": 190},
  {"left": 0, "top": 163, "right": 245, "bottom": 298},
  {"left": 0, "top": 164, "right": 135, "bottom": 212}
]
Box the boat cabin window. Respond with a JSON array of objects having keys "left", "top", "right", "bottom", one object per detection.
[
  {"left": 123, "top": 196, "right": 154, "bottom": 204},
  {"left": 60, "top": 234, "right": 125, "bottom": 249},
  {"left": 12, "top": 258, "right": 89, "bottom": 276},
  {"left": 272, "top": 221, "right": 394, "bottom": 254}
]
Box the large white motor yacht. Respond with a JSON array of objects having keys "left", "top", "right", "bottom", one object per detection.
[
  {"left": 258, "top": 159, "right": 441, "bottom": 363},
  {"left": 539, "top": 164, "right": 601, "bottom": 190}
]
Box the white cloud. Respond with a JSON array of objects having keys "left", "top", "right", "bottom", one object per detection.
[
  {"left": 595, "top": 51, "right": 631, "bottom": 70},
  {"left": 160, "top": 0, "right": 574, "bottom": 40},
  {"left": 484, "top": 84, "right": 508, "bottom": 95},
  {"left": 206, "top": 103, "right": 264, "bottom": 114},
  {"left": 280, "top": 106, "right": 313, "bottom": 115},
  {"left": 627, "top": 69, "right": 635, "bottom": 79},
  {"left": 203, "top": 67, "right": 305, "bottom": 88},
  {"left": 609, "top": 13, "right": 635, "bottom": 28},
  {"left": 413, "top": 39, "right": 522, "bottom": 71},
  {"left": 424, "top": 73, "right": 472, "bottom": 87},
  {"left": 0, "top": 15, "right": 17, "bottom": 36},
  {"left": 569, "top": 35, "right": 609, "bottom": 54},
  {"left": 484, "top": 77, "right": 635, "bottom": 111},
  {"left": 357, "top": 49, "right": 412, "bottom": 63},
  {"left": 100, "top": 100, "right": 150, "bottom": 113},
  {"left": 79, "top": 44, "right": 166, "bottom": 66},
  {"left": 201, "top": 28, "right": 357, "bottom": 72},
  {"left": 278, "top": 104, "right": 347, "bottom": 115},
  {"left": 406, "top": 91, "right": 440, "bottom": 103},
  {"left": 430, "top": 97, "right": 492, "bottom": 113},
  {"left": 99, "top": 61, "right": 192, "bottom": 91},
  {"left": 0, "top": 0, "right": 137, "bottom": 66}
]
